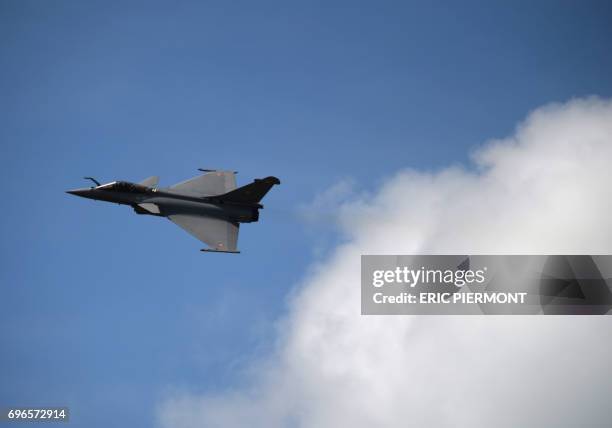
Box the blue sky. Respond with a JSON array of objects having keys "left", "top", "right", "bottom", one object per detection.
[{"left": 1, "top": 1, "right": 611, "bottom": 427}]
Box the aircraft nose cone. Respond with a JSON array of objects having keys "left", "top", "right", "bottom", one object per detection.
[{"left": 66, "top": 188, "right": 92, "bottom": 197}]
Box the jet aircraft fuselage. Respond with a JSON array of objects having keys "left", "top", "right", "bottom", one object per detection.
[
  {"left": 67, "top": 182, "right": 261, "bottom": 222},
  {"left": 67, "top": 171, "right": 280, "bottom": 253}
]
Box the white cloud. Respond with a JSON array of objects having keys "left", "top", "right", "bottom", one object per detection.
[{"left": 159, "top": 97, "right": 612, "bottom": 427}]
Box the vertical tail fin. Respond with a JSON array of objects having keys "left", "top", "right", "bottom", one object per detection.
[{"left": 218, "top": 176, "right": 280, "bottom": 204}]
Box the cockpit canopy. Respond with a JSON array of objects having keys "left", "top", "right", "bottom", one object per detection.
[{"left": 96, "top": 181, "right": 151, "bottom": 194}]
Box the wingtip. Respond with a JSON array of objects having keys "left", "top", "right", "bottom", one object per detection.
[{"left": 200, "top": 248, "right": 241, "bottom": 254}]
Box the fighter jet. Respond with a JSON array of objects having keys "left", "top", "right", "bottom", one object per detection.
[{"left": 67, "top": 170, "right": 280, "bottom": 253}]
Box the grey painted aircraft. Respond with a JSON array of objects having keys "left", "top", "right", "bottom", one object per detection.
[{"left": 67, "top": 170, "right": 280, "bottom": 253}]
